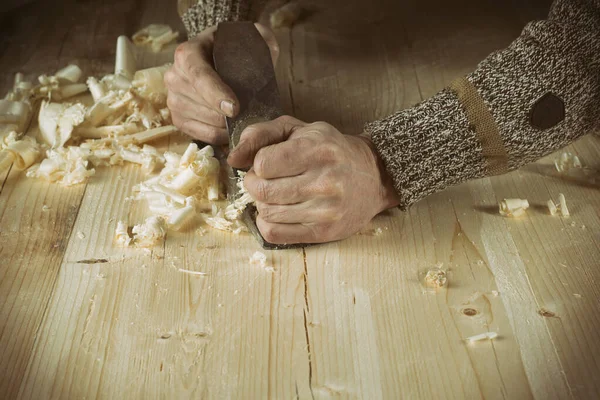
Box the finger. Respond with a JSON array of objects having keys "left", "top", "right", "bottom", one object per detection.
[
  {"left": 256, "top": 216, "right": 319, "bottom": 244},
  {"left": 244, "top": 169, "right": 313, "bottom": 204},
  {"left": 167, "top": 92, "right": 226, "bottom": 128},
  {"left": 164, "top": 67, "right": 205, "bottom": 105},
  {"left": 172, "top": 115, "right": 228, "bottom": 145},
  {"left": 255, "top": 201, "right": 322, "bottom": 224},
  {"left": 174, "top": 38, "right": 239, "bottom": 117},
  {"left": 254, "top": 23, "right": 280, "bottom": 65},
  {"left": 227, "top": 115, "right": 307, "bottom": 169},
  {"left": 253, "top": 137, "right": 313, "bottom": 179}
]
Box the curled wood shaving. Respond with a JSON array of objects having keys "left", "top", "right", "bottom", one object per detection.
[
  {"left": 132, "top": 24, "right": 179, "bottom": 53},
  {"left": 0, "top": 131, "right": 41, "bottom": 172},
  {"left": 115, "top": 221, "right": 132, "bottom": 247},
  {"left": 39, "top": 101, "right": 86, "bottom": 148},
  {"left": 498, "top": 198, "right": 529, "bottom": 217},
  {"left": 132, "top": 216, "right": 167, "bottom": 247},
  {"left": 554, "top": 152, "right": 582, "bottom": 173},
  {"left": 424, "top": 268, "right": 447, "bottom": 288},
  {"left": 547, "top": 193, "right": 570, "bottom": 217}
]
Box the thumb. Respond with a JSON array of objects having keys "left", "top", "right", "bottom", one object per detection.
[{"left": 227, "top": 115, "right": 306, "bottom": 169}]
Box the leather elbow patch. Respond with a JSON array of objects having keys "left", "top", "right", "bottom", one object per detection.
[
  {"left": 529, "top": 92, "right": 565, "bottom": 130},
  {"left": 449, "top": 77, "right": 509, "bottom": 176}
]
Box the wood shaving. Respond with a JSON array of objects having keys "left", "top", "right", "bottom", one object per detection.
[
  {"left": 466, "top": 332, "right": 498, "bottom": 343},
  {"left": 0, "top": 131, "right": 41, "bottom": 173},
  {"left": 115, "top": 221, "right": 132, "bottom": 247},
  {"left": 132, "top": 24, "right": 179, "bottom": 53},
  {"left": 131, "top": 216, "right": 167, "bottom": 247},
  {"left": 547, "top": 193, "right": 570, "bottom": 217},
  {"left": 2, "top": 46, "right": 256, "bottom": 248},
  {"left": 224, "top": 170, "right": 254, "bottom": 220},
  {"left": 249, "top": 251, "right": 268, "bottom": 268},
  {"left": 424, "top": 268, "right": 447, "bottom": 288},
  {"left": 26, "top": 146, "right": 96, "bottom": 186},
  {"left": 177, "top": 268, "right": 207, "bottom": 276},
  {"left": 554, "top": 152, "right": 582, "bottom": 173},
  {"left": 34, "top": 64, "right": 85, "bottom": 101},
  {"left": 115, "top": 36, "right": 136, "bottom": 80},
  {"left": 0, "top": 99, "right": 32, "bottom": 132},
  {"left": 558, "top": 193, "right": 570, "bottom": 217},
  {"left": 547, "top": 199, "right": 558, "bottom": 216},
  {"left": 39, "top": 101, "right": 86, "bottom": 148},
  {"left": 498, "top": 198, "right": 529, "bottom": 217}
]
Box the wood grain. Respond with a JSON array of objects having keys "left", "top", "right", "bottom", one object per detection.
[{"left": 2, "top": 0, "right": 600, "bottom": 399}]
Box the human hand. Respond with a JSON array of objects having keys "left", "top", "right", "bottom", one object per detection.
[
  {"left": 227, "top": 116, "right": 400, "bottom": 244},
  {"left": 164, "top": 24, "right": 279, "bottom": 145}
]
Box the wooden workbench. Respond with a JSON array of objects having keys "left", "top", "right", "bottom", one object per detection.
[{"left": 1, "top": 0, "right": 599, "bottom": 398}]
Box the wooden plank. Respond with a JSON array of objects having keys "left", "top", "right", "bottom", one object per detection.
[
  {"left": 280, "top": 0, "right": 588, "bottom": 398},
  {"left": 394, "top": 0, "right": 598, "bottom": 397},
  {"left": 0, "top": 0, "right": 183, "bottom": 398},
  {"left": 482, "top": 140, "right": 600, "bottom": 399},
  {"left": 18, "top": 133, "right": 311, "bottom": 398},
  {"left": 2, "top": 0, "right": 598, "bottom": 398},
  {"left": 401, "top": 0, "right": 599, "bottom": 396},
  {"left": 0, "top": 157, "right": 86, "bottom": 399}
]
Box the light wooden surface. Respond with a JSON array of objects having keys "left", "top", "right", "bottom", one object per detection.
[{"left": 1, "top": 0, "right": 599, "bottom": 399}]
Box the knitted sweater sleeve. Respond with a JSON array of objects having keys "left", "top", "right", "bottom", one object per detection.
[
  {"left": 177, "top": 0, "right": 264, "bottom": 37},
  {"left": 365, "top": 0, "right": 600, "bottom": 210}
]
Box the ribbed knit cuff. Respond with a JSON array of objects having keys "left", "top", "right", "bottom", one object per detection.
[
  {"left": 365, "top": 88, "right": 487, "bottom": 210},
  {"left": 179, "top": 0, "right": 252, "bottom": 38}
]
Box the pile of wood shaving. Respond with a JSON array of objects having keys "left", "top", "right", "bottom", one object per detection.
[{"left": 0, "top": 27, "right": 256, "bottom": 248}]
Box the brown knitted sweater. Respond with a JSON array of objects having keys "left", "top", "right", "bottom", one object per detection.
[{"left": 178, "top": 0, "right": 600, "bottom": 210}]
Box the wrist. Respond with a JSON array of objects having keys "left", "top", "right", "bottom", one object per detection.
[{"left": 355, "top": 132, "right": 400, "bottom": 213}]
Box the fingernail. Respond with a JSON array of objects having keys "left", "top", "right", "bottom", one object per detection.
[{"left": 220, "top": 100, "right": 234, "bottom": 117}]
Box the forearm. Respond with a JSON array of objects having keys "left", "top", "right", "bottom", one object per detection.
[
  {"left": 367, "top": 0, "right": 600, "bottom": 210},
  {"left": 178, "top": 0, "right": 265, "bottom": 38}
]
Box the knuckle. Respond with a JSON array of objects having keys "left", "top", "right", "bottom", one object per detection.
[
  {"left": 319, "top": 143, "right": 342, "bottom": 163},
  {"left": 174, "top": 43, "right": 188, "bottom": 65},
  {"left": 317, "top": 173, "right": 343, "bottom": 197},
  {"left": 277, "top": 115, "right": 295, "bottom": 124},
  {"left": 259, "top": 205, "right": 275, "bottom": 222},
  {"left": 166, "top": 93, "right": 180, "bottom": 110},
  {"left": 163, "top": 69, "right": 175, "bottom": 87},
  {"left": 257, "top": 181, "right": 271, "bottom": 202},
  {"left": 240, "top": 125, "right": 260, "bottom": 142},
  {"left": 321, "top": 206, "right": 342, "bottom": 222},
  {"left": 253, "top": 180, "right": 271, "bottom": 202},
  {"left": 254, "top": 150, "right": 269, "bottom": 177}
]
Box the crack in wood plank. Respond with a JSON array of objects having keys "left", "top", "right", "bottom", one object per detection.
[{"left": 301, "top": 248, "right": 315, "bottom": 400}]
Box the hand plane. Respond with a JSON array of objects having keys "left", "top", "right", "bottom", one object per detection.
[{"left": 213, "top": 22, "right": 307, "bottom": 250}]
